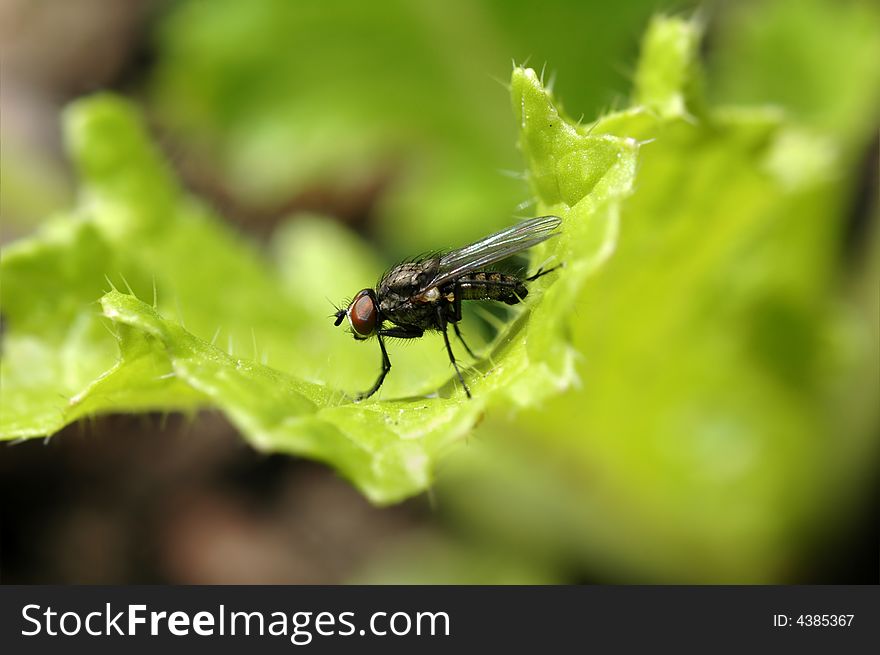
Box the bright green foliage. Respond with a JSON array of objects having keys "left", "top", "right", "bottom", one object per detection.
[
  {"left": 633, "top": 14, "right": 706, "bottom": 120},
  {"left": 425, "top": 15, "right": 878, "bottom": 582},
  {"left": 0, "top": 70, "right": 636, "bottom": 503},
  {"left": 2, "top": 8, "right": 876, "bottom": 583}
]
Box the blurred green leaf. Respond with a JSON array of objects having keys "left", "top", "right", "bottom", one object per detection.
[
  {"left": 633, "top": 13, "right": 706, "bottom": 120},
  {"left": 149, "top": 0, "right": 523, "bottom": 254},
  {"left": 405, "top": 14, "right": 877, "bottom": 582},
  {"left": 148, "top": 0, "right": 693, "bottom": 257},
  {"left": 709, "top": 0, "right": 880, "bottom": 151}
]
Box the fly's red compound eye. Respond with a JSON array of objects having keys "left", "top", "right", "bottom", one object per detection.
[{"left": 348, "top": 290, "right": 377, "bottom": 337}]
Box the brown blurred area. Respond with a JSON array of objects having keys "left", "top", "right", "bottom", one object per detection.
[
  {"left": 0, "top": 413, "right": 426, "bottom": 584},
  {"left": 1, "top": 0, "right": 154, "bottom": 241},
  {"left": 0, "top": 0, "right": 386, "bottom": 240},
  {"left": 1, "top": 0, "right": 150, "bottom": 94},
  {"left": 0, "top": 0, "right": 429, "bottom": 584}
]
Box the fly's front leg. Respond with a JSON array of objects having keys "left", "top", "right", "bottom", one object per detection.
[
  {"left": 356, "top": 333, "right": 392, "bottom": 401},
  {"left": 380, "top": 325, "right": 424, "bottom": 339},
  {"left": 436, "top": 305, "right": 471, "bottom": 399},
  {"left": 355, "top": 325, "right": 424, "bottom": 401}
]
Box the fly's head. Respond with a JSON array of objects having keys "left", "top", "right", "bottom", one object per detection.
[{"left": 333, "top": 289, "right": 379, "bottom": 340}]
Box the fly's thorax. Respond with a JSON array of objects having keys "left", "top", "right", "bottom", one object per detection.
[
  {"left": 379, "top": 297, "right": 437, "bottom": 329},
  {"left": 376, "top": 258, "right": 442, "bottom": 327},
  {"left": 378, "top": 259, "right": 441, "bottom": 296}
]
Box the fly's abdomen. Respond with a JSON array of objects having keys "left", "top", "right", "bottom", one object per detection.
[{"left": 455, "top": 271, "right": 528, "bottom": 305}]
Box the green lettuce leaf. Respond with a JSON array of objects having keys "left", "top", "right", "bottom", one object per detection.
[
  {"left": 419, "top": 15, "right": 877, "bottom": 582},
  {"left": 1, "top": 73, "right": 636, "bottom": 502}
]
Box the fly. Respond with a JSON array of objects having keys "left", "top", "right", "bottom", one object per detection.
[{"left": 333, "top": 215, "right": 562, "bottom": 400}]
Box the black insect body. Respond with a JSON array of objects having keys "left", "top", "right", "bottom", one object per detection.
[{"left": 333, "top": 215, "right": 562, "bottom": 400}]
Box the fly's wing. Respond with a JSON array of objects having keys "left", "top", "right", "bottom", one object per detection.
[{"left": 423, "top": 215, "right": 561, "bottom": 290}]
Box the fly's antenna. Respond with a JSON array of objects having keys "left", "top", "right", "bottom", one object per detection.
[{"left": 328, "top": 297, "right": 348, "bottom": 325}]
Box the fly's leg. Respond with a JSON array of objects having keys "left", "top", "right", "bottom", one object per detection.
[
  {"left": 526, "top": 263, "right": 562, "bottom": 282},
  {"left": 380, "top": 325, "right": 425, "bottom": 339},
  {"left": 356, "top": 333, "right": 391, "bottom": 401},
  {"left": 355, "top": 325, "right": 424, "bottom": 401},
  {"left": 452, "top": 322, "right": 476, "bottom": 359},
  {"left": 436, "top": 305, "right": 471, "bottom": 399},
  {"left": 451, "top": 282, "right": 464, "bottom": 322},
  {"left": 450, "top": 281, "right": 477, "bottom": 359}
]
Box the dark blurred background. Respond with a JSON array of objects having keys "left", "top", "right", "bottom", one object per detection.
[{"left": 1, "top": 0, "right": 877, "bottom": 583}]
